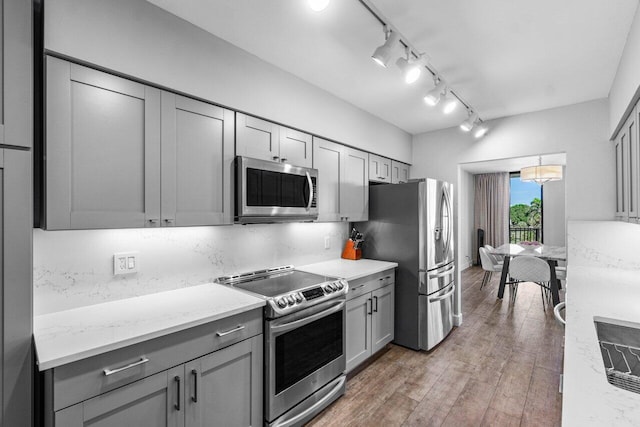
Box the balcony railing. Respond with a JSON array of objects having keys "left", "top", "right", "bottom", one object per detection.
[{"left": 510, "top": 227, "right": 541, "bottom": 243}]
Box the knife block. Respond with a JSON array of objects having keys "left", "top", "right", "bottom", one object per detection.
[{"left": 341, "top": 239, "right": 362, "bottom": 260}]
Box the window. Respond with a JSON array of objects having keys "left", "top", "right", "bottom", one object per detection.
[{"left": 509, "top": 172, "right": 543, "bottom": 243}]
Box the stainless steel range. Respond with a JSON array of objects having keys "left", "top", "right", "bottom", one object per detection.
[{"left": 217, "top": 266, "right": 348, "bottom": 427}]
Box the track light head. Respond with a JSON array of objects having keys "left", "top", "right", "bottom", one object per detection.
[
  {"left": 308, "top": 0, "right": 330, "bottom": 11},
  {"left": 372, "top": 29, "right": 400, "bottom": 68},
  {"left": 460, "top": 111, "right": 479, "bottom": 132},
  {"left": 441, "top": 89, "right": 457, "bottom": 114},
  {"left": 474, "top": 123, "right": 488, "bottom": 138},
  {"left": 424, "top": 79, "right": 446, "bottom": 106},
  {"left": 396, "top": 50, "right": 422, "bottom": 84}
]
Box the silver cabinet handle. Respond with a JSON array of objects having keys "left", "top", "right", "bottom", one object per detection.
[
  {"left": 103, "top": 357, "right": 149, "bottom": 376},
  {"left": 216, "top": 325, "right": 246, "bottom": 337}
]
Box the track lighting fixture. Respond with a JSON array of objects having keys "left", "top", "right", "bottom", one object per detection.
[
  {"left": 371, "top": 27, "right": 400, "bottom": 68},
  {"left": 308, "top": 0, "right": 330, "bottom": 11},
  {"left": 396, "top": 48, "right": 422, "bottom": 84},
  {"left": 441, "top": 89, "right": 457, "bottom": 114},
  {"left": 424, "top": 79, "right": 446, "bottom": 106},
  {"left": 474, "top": 124, "right": 488, "bottom": 138},
  {"left": 460, "top": 111, "right": 479, "bottom": 132}
]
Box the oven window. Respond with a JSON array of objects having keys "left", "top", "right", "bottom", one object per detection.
[
  {"left": 246, "top": 168, "right": 309, "bottom": 208},
  {"left": 275, "top": 310, "right": 343, "bottom": 394}
]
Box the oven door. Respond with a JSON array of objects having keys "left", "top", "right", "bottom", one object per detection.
[
  {"left": 265, "top": 298, "right": 346, "bottom": 422},
  {"left": 236, "top": 156, "right": 318, "bottom": 222}
]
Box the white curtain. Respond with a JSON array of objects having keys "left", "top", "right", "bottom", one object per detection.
[{"left": 474, "top": 173, "right": 510, "bottom": 262}]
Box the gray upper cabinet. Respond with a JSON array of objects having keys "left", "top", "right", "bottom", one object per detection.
[
  {"left": 46, "top": 56, "right": 161, "bottom": 230},
  {"left": 45, "top": 56, "right": 234, "bottom": 229},
  {"left": 369, "top": 154, "right": 391, "bottom": 183},
  {"left": 161, "top": 93, "right": 234, "bottom": 227},
  {"left": 391, "top": 160, "right": 410, "bottom": 184},
  {"left": 1, "top": 0, "right": 32, "bottom": 149},
  {"left": 236, "top": 113, "right": 312, "bottom": 167},
  {"left": 313, "top": 137, "right": 369, "bottom": 222}
]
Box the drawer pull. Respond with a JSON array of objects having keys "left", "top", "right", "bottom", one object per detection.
[
  {"left": 351, "top": 284, "right": 367, "bottom": 290},
  {"left": 103, "top": 357, "right": 149, "bottom": 376},
  {"left": 216, "top": 325, "right": 246, "bottom": 337}
]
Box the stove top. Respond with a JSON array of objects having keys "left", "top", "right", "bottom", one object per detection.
[{"left": 216, "top": 265, "right": 349, "bottom": 318}]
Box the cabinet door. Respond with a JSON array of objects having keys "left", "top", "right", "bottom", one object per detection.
[
  {"left": 45, "top": 56, "right": 161, "bottom": 229},
  {"left": 161, "top": 93, "right": 234, "bottom": 226},
  {"left": 629, "top": 106, "right": 639, "bottom": 220},
  {"left": 346, "top": 293, "right": 372, "bottom": 373},
  {"left": 369, "top": 154, "right": 391, "bottom": 183},
  {"left": 185, "top": 335, "right": 262, "bottom": 427},
  {"left": 1, "top": 0, "right": 32, "bottom": 149},
  {"left": 55, "top": 366, "right": 184, "bottom": 427},
  {"left": 371, "top": 284, "right": 395, "bottom": 354},
  {"left": 341, "top": 147, "right": 369, "bottom": 221},
  {"left": 279, "top": 127, "right": 312, "bottom": 168},
  {"left": 313, "top": 137, "right": 342, "bottom": 221},
  {"left": 391, "top": 161, "right": 410, "bottom": 184},
  {"left": 615, "top": 126, "right": 629, "bottom": 220},
  {"left": 236, "top": 113, "right": 280, "bottom": 162}
]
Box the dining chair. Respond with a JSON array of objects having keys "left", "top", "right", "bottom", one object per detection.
[
  {"left": 478, "top": 247, "right": 503, "bottom": 289},
  {"left": 506, "top": 255, "right": 552, "bottom": 310},
  {"left": 483, "top": 244, "right": 504, "bottom": 265}
]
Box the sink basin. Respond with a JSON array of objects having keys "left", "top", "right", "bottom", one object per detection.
[{"left": 594, "top": 316, "right": 640, "bottom": 394}]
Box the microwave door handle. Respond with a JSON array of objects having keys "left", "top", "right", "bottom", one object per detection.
[{"left": 306, "top": 171, "right": 314, "bottom": 210}]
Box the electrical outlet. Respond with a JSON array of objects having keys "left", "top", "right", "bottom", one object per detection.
[
  {"left": 114, "top": 251, "right": 139, "bottom": 275},
  {"left": 324, "top": 236, "right": 331, "bottom": 249}
]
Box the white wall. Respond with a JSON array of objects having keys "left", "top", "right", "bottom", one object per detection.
[
  {"left": 542, "top": 175, "right": 566, "bottom": 247},
  {"left": 44, "top": 0, "right": 412, "bottom": 163},
  {"left": 34, "top": 223, "right": 347, "bottom": 315},
  {"left": 412, "top": 99, "right": 612, "bottom": 309},
  {"left": 609, "top": 3, "right": 640, "bottom": 136}
]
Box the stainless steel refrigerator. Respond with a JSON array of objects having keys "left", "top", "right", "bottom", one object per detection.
[{"left": 355, "top": 179, "right": 455, "bottom": 351}]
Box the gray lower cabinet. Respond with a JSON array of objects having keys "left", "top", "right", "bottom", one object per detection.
[
  {"left": 45, "top": 56, "right": 234, "bottom": 229},
  {"left": 44, "top": 310, "right": 263, "bottom": 427},
  {"left": 312, "top": 137, "right": 369, "bottom": 222},
  {"left": 345, "top": 270, "right": 395, "bottom": 373}
]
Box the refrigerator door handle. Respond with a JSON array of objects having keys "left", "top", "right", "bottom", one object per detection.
[
  {"left": 429, "top": 283, "right": 455, "bottom": 303},
  {"left": 428, "top": 265, "right": 456, "bottom": 279}
]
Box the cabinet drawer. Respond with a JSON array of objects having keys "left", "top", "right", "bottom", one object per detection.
[
  {"left": 50, "top": 308, "right": 262, "bottom": 411},
  {"left": 347, "top": 269, "right": 395, "bottom": 301}
]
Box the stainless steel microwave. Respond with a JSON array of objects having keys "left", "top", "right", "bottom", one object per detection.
[{"left": 235, "top": 156, "right": 318, "bottom": 223}]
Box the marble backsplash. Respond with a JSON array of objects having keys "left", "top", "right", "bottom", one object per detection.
[
  {"left": 567, "top": 220, "right": 640, "bottom": 270},
  {"left": 34, "top": 222, "right": 347, "bottom": 315}
]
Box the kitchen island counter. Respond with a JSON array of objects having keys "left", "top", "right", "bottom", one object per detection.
[
  {"left": 297, "top": 258, "right": 397, "bottom": 281},
  {"left": 34, "top": 283, "right": 265, "bottom": 370}
]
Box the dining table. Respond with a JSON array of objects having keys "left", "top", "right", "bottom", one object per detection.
[{"left": 489, "top": 243, "right": 567, "bottom": 306}]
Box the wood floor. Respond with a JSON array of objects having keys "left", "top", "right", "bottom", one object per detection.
[{"left": 307, "top": 266, "right": 565, "bottom": 427}]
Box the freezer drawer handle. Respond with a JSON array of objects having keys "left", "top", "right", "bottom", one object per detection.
[
  {"left": 428, "top": 265, "right": 456, "bottom": 279},
  {"left": 103, "top": 357, "right": 149, "bottom": 376},
  {"left": 216, "top": 325, "right": 246, "bottom": 337},
  {"left": 429, "top": 285, "right": 456, "bottom": 303}
]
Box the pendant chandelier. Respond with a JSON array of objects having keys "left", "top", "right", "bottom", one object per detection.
[{"left": 520, "top": 156, "right": 563, "bottom": 185}]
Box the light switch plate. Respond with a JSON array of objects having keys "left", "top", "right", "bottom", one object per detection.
[
  {"left": 324, "top": 236, "right": 331, "bottom": 249},
  {"left": 114, "top": 251, "right": 139, "bottom": 275}
]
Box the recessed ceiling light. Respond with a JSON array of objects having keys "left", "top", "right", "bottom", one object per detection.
[{"left": 308, "top": 0, "right": 330, "bottom": 12}]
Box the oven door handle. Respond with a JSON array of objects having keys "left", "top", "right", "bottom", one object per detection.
[{"left": 270, "top": 299, "right": 345, "bottom": 334}]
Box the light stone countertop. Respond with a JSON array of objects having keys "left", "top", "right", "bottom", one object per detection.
[
  {"left": 563, "top": 221, "right": 640, "bottom": 426},
  {"left": 33, "top": 283, "right": 265, "bottom": 371},
  {"left": 297, "top": 258, "right": 398, "bottom": 281}
]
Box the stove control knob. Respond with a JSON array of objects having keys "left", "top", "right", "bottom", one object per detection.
[
  {"left": 277, "top": 298, "right": 288, "bottom": 309},
  {"left": 294, "top": 293, "right": 303, "bottom": 303},
  {"left": 323, "top": 285, "right": 331, "bottom": 293},
  {"left": 287, "top": 295, "right": 295, "bottom": 306},
  {"left": 336, "top": 281, "right": 344, "bottom": 290},
  {"left": 330, "top": 283, "right": 338, "bottom": 291}
]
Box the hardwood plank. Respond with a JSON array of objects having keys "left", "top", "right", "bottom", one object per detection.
[
  {"left": 352, "top": 391, "right": 417, "bottom": 427},
  {"left": 480, "top": 408, "right": 521, "bottom": 427},
  {"left": 521, "top": 366, "right": 563, "bottom": 427},
  {"left": 488, "top": 351, "right": 536, "bottom": 418},
  {"left": 441, "top": 380, "right": 496, "bottom": 427}
]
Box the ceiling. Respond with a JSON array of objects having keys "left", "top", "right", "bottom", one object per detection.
[{"left": 147, "top": 0, "right": 639, "bottom": 135}]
